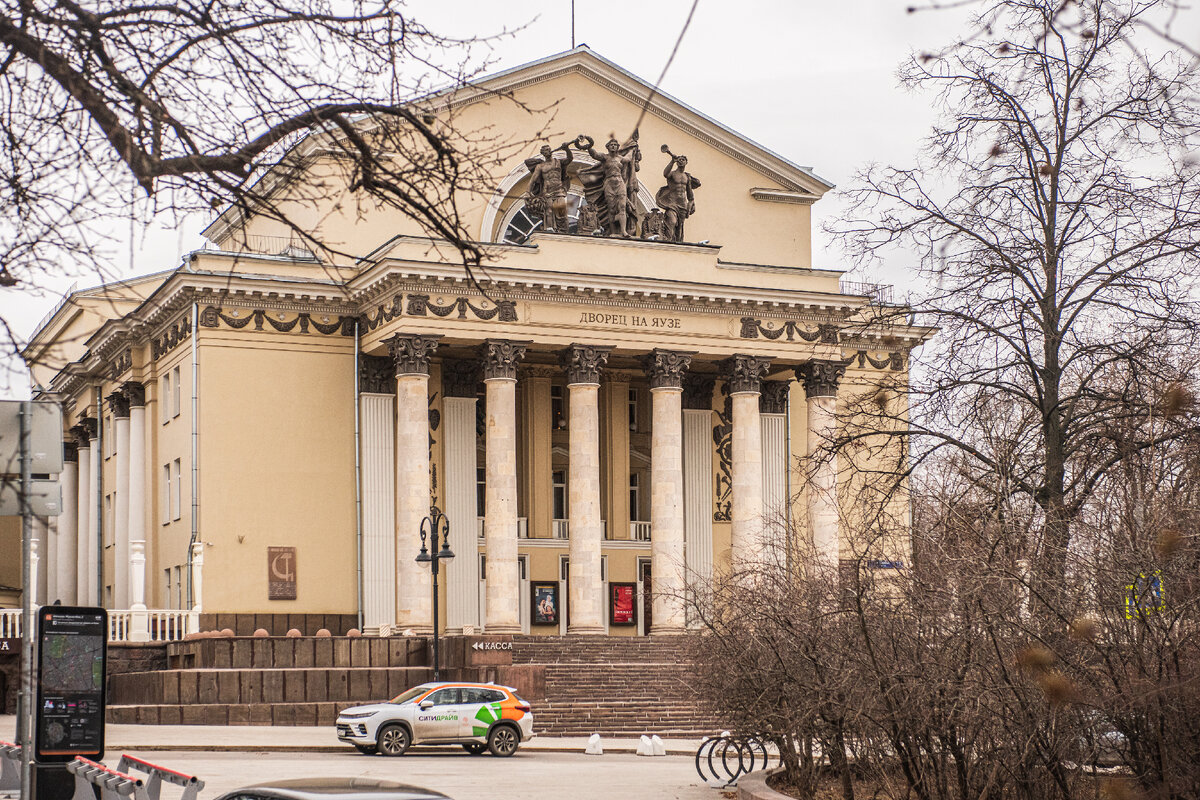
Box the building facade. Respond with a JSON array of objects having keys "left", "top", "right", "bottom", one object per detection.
[{"left": 15, "top": 48, "right": 930, "bottom": 637}]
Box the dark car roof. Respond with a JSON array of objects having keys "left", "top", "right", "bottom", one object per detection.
[{"left": 217, "top": 778, "right": 449, "bottom": 800}]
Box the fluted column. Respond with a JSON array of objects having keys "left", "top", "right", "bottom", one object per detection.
[
  {"left": 646, "top": 349, "right": 693, "bottom": 633},
  {"left": 481, "top": 339, "right": 528, "bottom": 634},
  {"left": 109, "top": 391, "right": 131, "bottom": 608},
  {"left": 73, "top": 419, "right": 97, "bottom": 605},
  {"left": 190, "top": 541, "right": 205, "bottom": 613},
  {"left": 562, "top": 344, "right": 611, "bottom": 634},
  {"left": 797, "top": 361, "right": 846, "bottom": 568},
  {"left": 359, "top": 355, "right": 397, "bottom": 634},
  {"left": 442, "top": 359, "right": 481, "bottom": 632},
  {"left": 389, "top": 334, "right": 442, "bottom": 634},
  {"left": 723, "top": 355, "right": 771, "bottom": 568},
  {"left": 124, "top": 383, "right": 147, "bottom": 605},
  {"left": 55, "top": 441, "right": 78, "bottom": 604}
]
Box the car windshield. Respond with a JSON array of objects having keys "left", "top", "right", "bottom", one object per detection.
[{"left": 389, "top": 687, "right": 428, "bottom": 705}]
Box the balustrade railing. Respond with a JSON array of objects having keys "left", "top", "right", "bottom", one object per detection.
[
  {"left": 2, "top": 608, "right": 196, "bottom": 642},
  {"left": 631, "top": 521, "right": 652, "bottom": 541},
  {"left": 476, "top": 517, "right": 529, "bottom": 538},
  {"left": 1, "top": 608, "right": 21, "bottom": 638}
]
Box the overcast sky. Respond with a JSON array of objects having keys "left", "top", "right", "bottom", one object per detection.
[{"left": 2, "top": 0, "right": 1197, "bottom": 396}]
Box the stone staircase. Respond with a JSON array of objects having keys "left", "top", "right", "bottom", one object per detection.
[
  {"left": 105, "top": 633, "right": 722, "bottom": 736},
  {"left": 510, "top": 635, "right": 721, "bottom": 736}
]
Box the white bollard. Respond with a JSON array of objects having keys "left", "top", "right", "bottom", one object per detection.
[
  {"left": 636, "top": 735, "right": 653, "bottom": 756},
  {"left": 585, "top": 734, "right": 603, "bottom": 755},
  {"left": 650, "top": 735, "right": 666, "bottom": 756}
]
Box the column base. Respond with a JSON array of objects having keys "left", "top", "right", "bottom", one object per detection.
[
  {"left": 650, "top": 624, "right": 686, "bottom": 636},
  {"left": 566, "top": 624, "right": 606, "bottom": 636},
  {"left": 484, "top": 624, "right": 522, "bottom": 634}
]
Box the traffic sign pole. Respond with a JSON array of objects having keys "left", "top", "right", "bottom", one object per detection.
[{"left": 19, "top": 401, "right": 34, "bottom": 800}]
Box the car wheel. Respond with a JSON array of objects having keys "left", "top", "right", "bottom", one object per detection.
[
  {"left": 487, "top": 724, "right": 519, "bottom": 757},
  {"left": 462, "top": 742, "right": 487, "bottom": 755},
  {"left": 377, "top": 724, "right": 410, "bottom": 757},
  {"left": 355, "top": 745, "right": 376, "bottom": 755}
]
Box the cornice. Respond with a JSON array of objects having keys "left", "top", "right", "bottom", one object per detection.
[{"left": 352, "top": 260, "right": 862, "bottom": 322}]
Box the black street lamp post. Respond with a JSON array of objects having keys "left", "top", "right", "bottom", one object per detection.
[{"left": 416, "top": 505, "right": 455, "bottom": 681}]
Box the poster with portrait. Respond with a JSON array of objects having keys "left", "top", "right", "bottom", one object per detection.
[
  {"left": 531, "top": 582, "right": 559, "bottom": 625},
  {"left": 609, "top": 583, "right": 636, "bottom": 626}
]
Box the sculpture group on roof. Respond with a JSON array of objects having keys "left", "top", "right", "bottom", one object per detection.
[{"left": 520, "top": 131, "right": 701, "bottom": 243}]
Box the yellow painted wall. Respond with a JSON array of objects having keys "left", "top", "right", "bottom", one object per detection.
[{"left": 196, "top": 327, "right": 357, "bottom": 613}]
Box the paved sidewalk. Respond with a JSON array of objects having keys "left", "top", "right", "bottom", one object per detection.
[{"left": 1, "top": 715, "right": 703, "bottom": 756}]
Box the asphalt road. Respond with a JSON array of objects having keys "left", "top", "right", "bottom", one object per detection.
[{"left": 104, "top": 748, "right": 718, "bottom": 800}]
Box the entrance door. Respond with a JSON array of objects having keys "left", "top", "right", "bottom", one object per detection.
[{"left": 638, "top": 558, "right": 652, "bottom": 636}]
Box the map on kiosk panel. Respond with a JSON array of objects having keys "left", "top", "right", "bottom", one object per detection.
[{"left": 41, "top": 633, "right": 104, "bottom": 692}]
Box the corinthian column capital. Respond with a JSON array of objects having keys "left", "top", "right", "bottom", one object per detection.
[
  {"left": 387, "top": 334, "right": 442, "bottom": 376},
  {"left": 121, "top": 381, "right": 147, "bottom": 408},
  {"left": 643, "top": 348, "right": 695, "bottom": 390},
  {"left": 796, "top": 360, "right": 846, "bottom": 398},
  {"left": 561, "top": 344, "right": 613, "bottom": 386},
  {"left": 107, "top": 391, "right": 131, "bottom": 419},
  {"left": 720, "top": 354, "right": 772, "bottom": 394},
  {"left": 479, "top": 339, "right": 529, "bottom": 381}
]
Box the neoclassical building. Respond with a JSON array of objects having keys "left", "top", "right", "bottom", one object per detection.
[{"left": 16, "top": 48, "right": 930, "bottom": 638}]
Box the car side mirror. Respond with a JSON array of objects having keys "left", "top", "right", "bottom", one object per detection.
[{"left": 419, "top": 700, "right": 434, "bottom": 710}]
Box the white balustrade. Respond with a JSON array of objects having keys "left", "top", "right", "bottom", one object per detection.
[
  {"left": 0, "top": 609, "right": 20, "bottom": 638},
  {"left": 552, "top": 519, "right": 570, "bottom": 539},
  {"left": 2, "top": 607, "right": 196, "bottom": 642},
  {"left": 631, "top": 521, "right": 652, "bottom": 541}
]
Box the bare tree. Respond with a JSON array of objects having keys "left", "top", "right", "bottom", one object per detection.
[
  {"left": 834, "top": 0, "right": 1200, "bottom": 598},
  {"left": 0, "top": 0, "right": 541, "bottom": 381}
]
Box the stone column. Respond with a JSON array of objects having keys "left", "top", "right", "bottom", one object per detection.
[
  {"left": 561, "top": 344, "right": 611, "bottom": 634},
  {"left": 797, "top": 361, "right": 846, "bottom": 568},
  {"left": 124, "top": 383, "right": 149, "bottom": 636},
  {"left": 108, "top": 391, "right": 131, "bottom": 608},
  {"left": 722, "top": 355, "right": 772, "bottom": 568},
  {"left": 481, "top": 339, "right": 528, "bottom": 633},
  {"left": 190, "top": 541, "right": 205, "bottom": 612},
  {"left": 128, "top": 541, "right": 150, "bottom": 641},
  {"left": 389, "top": 334, "right": 442, "bottom": 634},
  {"left": 359, "top": 355, "right": 397, "bottom": 634},
  {"left": 645, "top": 349, "right": 693, "bottom": 633},
  {"left": 73, "top": 419, "right": 97, "bottom": 606},
  {"left": 56, "top": 441, "right": 78, "bottom": 604}
]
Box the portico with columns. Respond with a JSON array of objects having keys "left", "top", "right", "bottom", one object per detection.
[{"left": 12, "top": 47, "right": 930, "bottom": 640}]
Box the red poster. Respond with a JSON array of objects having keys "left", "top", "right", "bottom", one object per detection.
[{"left": 610, "top": 583, "right": 636, "bottom": 625}]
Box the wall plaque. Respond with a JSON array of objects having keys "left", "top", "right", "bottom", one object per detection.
[{"left": 268, "top": 546, "right": 297, "bottom": 600}]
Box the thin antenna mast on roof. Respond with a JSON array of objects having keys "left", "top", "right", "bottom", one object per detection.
[{"left": 571, "top": 0, "right": 576, "bottom": 48}]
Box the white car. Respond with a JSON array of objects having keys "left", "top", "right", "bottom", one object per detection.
[{"left": 336, "top": 682, "right": 535, "bottom": 757}]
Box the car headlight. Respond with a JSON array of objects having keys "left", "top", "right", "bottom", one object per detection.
[{"left": 339, "top": 711, "right": 377, "bottom": 720}]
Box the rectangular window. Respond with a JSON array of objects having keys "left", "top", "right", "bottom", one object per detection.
[
  {"left": 629, "top": 473, "right": 640, "bottom": 522},
  {"left": 161, "top": 464, "right": 171, "bottom": 525},
  {"left": 164, "top": 568, "right": 173, "bottom": 609},
  {"left": 172, "top": 366, "right": 182, "bottom": 417},
  {"left": 550, "top": 385, "right": 566, "bottom": 430},
  {"left": 173, "top": 457, "right": 182, "bottom": 520},
  {"left": 518, "top": 555, "right": 528, "bottom": 581},
  {"left": 552, "top": 469, "right": 567, "bottom": 520},
  {"left": 560, "top": 555, "right": 570, "bottom": 581},
  {"left": 104, "top": 416, "right": 113, "bottom": 457},
  {"left": 104, "top": 494, "right": 113, "bottom": 545},
  {"left": 628, "top": 388, "right": 639, "bottom": 431},
  {"left": 161, "top": 374, "right": 171, "bottom": 424},
  {"left": 175, "top": 565, "right": 184, "bottom": 609},
  {"left": 476, "top": 467, "right": 486, "bottom": 515},
  {"left": 601, "top": 555, "right": 608, "bottom": 583},
  {"left": 480, "top": 554, "right": 486, "bottom": 580}
]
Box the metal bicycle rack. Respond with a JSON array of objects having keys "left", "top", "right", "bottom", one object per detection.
[
  {"left": 68, "top": 756, "right": 205, "bottom": 800},
  {"left": 694, "top": 733, "right": 773, "bottom": 787},
  {"left": 0, "top": 742, "right": 21, "bottom": 794},
  {"left": 116, "top": 755, "right": 205, "bottom": 800}
]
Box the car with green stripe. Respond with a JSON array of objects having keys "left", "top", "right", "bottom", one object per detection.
[{"left": 336, "top": 682, "right": 535, "bottom": 757}]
